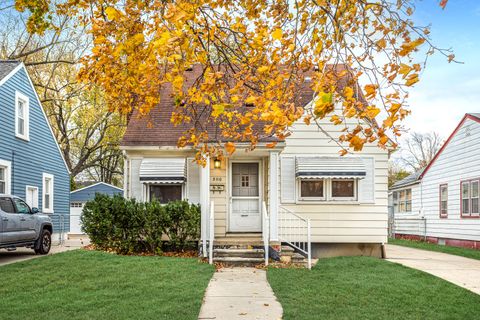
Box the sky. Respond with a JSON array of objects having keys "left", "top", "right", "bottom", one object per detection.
[{"left": 403, "top": 0, "right": 480, "bottom": 138}]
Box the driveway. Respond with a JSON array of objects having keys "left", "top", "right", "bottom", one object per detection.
[
  {"left": 386, "top": 244, "right": 480, "bottom": 295},
  {"left": 0, "top": 238, "right": 89, "bottom": 267}
]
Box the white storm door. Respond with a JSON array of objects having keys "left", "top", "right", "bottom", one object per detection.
[{"left": 230, "top": 162, "right": 262, "bottom": 232}]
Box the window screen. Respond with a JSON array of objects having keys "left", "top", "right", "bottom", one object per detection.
[
  {"left": 332, "top": 180, "right": 355, "bottom": 198},
  {"left": 150, "top": 185, "right": 182, "bottom": 204},
  {"left": 300, "top": 180, "right": 324, "bottom": 198}
]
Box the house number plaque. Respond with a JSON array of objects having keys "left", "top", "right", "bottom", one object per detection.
[{"left": 210, "top": 176, "right": 225, "bottom": 193}]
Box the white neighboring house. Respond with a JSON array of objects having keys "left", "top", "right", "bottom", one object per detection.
[
  {"left": 70, "top": 182, "right": 124, "bottom": 235},
  {"left": 391, "top": 113, "right": 480, "bottom": 249},
  {"left": 389, "top": 170, "right": 423, "bottom": 237},
  {"left": 121, "top": 64, "right": 389, "bottom": 259}
]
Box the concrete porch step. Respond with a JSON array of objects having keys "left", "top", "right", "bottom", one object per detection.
[
  {"left": 214, "top": 248, "right": 264, "bottom": 258},
  {"left": 213, "top": 256, "right": 265, "bottom": 267},
  {"left": 213, "top": 238, "right": 264, "bottom": 247}
]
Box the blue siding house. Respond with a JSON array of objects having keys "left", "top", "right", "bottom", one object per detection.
[
  {"left": 0, "top": 61, "right": 70, "bottom": 238},
  {"left": 71, "top": 182, "right": 123, "bottom": 204},
  {"left": 70, "top": 182, "right": 123, "bottom": 234}
]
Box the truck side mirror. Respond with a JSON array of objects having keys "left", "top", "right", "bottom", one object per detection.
[{"left": 31, "top": 207, "right": 39, "bottom": 214}]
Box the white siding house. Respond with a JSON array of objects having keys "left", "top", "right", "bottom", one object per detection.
[
  {"left": 121, "top": 64, "right": 389, "bottom": 259},
  {"left": 391, "top": 113, "right": 480, "bottom": 249}
]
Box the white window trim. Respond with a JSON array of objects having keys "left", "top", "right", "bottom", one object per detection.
[
  {"left": 296, "top": 178, "right": 359, "bottom": 204},
  {"left": 0, "top": 159, "right": 12, "bottom": 195},
  {"left": 15, "top": 91, "right": 30, "bottom": 141},
  {"left": 42, "top": 173, "right": 54, "bottom": 213},
  {"left": 25, "top": 185, "right": 39, "bottom": 209}
]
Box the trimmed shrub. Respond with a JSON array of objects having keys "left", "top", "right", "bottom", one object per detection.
[{"left": 81, "top": 194, "right": 200, "bottom": 254}]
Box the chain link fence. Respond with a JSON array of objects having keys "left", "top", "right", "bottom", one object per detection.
[{"left": 50, "top": 213, "right": 87, "bottom": 246}]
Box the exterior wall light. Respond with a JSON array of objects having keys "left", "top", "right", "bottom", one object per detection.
[{"left": 214, "top": 158, "right": 221, "bottom": 169}]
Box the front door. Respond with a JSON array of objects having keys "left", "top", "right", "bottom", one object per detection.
[{"left": 230, "top": 162, "right": 261, "bottom": 232}]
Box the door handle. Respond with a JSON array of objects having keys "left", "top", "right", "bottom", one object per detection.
[
  {"left": 2, "top": 217, "right": 8, "bottom": 221},
  {"left": 241, "top": 214, "right": 248, "bottom": 217},
  {"left": 20, "top": 218, "right": 26, "bottom": 221}
]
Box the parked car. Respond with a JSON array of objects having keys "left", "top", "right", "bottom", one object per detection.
[{"left": 0, "top": 195, "right": 53, "bottom": 254}]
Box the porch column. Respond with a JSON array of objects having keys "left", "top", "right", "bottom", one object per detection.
[
  {"left": 200, "top": 156, "right": 210, "bottom": 257},
  {"left": 269, "top": 151, "right": 279, "bottom": 241}
]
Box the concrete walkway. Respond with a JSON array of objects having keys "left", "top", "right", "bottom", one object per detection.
[
  {"left": 386, "top": 244, "right": 480, "bottom": 295},
  {"left": 198, "top": 268, "right": 283, "bottom": 320},
  {"left": 0, "top": 238, "right": 89, "bottom": 267}
]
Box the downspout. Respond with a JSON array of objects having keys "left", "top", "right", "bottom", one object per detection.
[{"left": 11, "top": 151, "right": 15, "bottom": 195}]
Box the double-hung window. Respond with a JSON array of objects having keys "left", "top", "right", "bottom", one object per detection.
[
  {"left": 0, "top": 167, "right": 6, "bottom": 194},
  {"left": 439, "top": 184, "right": 448, "bottom": 218},
  {"left": 393, "top": 189, "right": 412, "bottom": 213},
  {"left": 15, "top": 92, "right": 29, "bottom": 141},
  {"left": 0, "top": 160, "right": 12, "bottom": 195},
  {"left": 42, "top": 173, "right": 54, "bottom": 213},
  {"left": 462, "top": 179, "right": 479, "bottom": 217}
]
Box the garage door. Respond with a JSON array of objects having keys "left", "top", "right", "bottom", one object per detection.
[{"left": 70, "top": 202, "right": 84, "bottom": 234}]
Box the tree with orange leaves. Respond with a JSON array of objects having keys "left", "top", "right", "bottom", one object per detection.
[{"left": 15, "top": 0, "right": 455, "bottom": 161}]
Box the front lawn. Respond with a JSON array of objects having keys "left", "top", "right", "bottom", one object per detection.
[
  {"left": 0, "top": 250, "right": 214, "bottom": 320},
  {"left": 389, "top": 238, "right": 480, "bottom": 260},
  {"left": 268, "top": 256, "right": 480, "bottom": 320}
]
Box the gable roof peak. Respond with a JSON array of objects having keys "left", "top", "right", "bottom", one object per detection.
[{"left": 0, "top": 60, "right": 22, "bottom": 84}]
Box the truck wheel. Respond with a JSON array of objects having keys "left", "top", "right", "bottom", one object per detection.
[{"left": 34, "top": 229, "right": 51, "bottom": 255}]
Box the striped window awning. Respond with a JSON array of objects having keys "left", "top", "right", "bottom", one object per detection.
[
  {"left": 295, "top": 157, "right": 366, "bottom": 179},
  {"left": 139, "top": 158, "right": 186, "bottom": 184}
]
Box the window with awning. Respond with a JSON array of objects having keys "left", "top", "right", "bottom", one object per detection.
[
  {"left": 139, "top": 158, "right": 187, "bottom": 184},
  {"left": 295, "top": 157, "right": 366, "bottom": 179},
  {"left": 140, "top": 158, "right": 187, "bottom": 203}
]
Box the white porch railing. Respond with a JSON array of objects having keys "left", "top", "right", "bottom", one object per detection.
[
  {"left": 208, "top": 200, "right": 214, "bottom": 265},
  {"left": 279, "top": 206, "right": 312, "bottom": 269},
  {"left": 262, "top": 201, "right": 269, "bottom": 266}
]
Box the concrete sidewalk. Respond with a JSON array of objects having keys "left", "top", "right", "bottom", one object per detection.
[
  {"left": 198, "top": 268, "right": 283, "bottom": 320},
  {"left": 0, "top": 238, "right": 89, "bottom": 267},
  {"left": 386, "top": 244, "right": 480, "bottom": 295}
]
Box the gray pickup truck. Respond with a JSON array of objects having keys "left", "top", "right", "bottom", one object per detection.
[{"left": 0, "top": 195, "right": 53, "bottom": 254}]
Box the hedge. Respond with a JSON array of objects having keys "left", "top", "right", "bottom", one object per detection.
[{"left": 81, "top": 194, "right": 201, "bottom": 254}]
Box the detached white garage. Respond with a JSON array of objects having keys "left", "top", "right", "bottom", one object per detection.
[{"left": 70, "top": 182, "right": 124, "bottom": 235}]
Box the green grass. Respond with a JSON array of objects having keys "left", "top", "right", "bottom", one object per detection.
[
  {"left": 389, "top": 238, "right": 480, "bottom": 260},
  {"left": 0, "top": 250, "right": 214, "bottom": 320},
  {"left": 268, "top": 256, "right": 480, "bottom": 320}
]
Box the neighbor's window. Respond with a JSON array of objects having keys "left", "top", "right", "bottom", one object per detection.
[
  {"left": 472, "top": 180, "right": 479, "bottom": 215},
  {"left": 149, "top": 185, "right": 182, "bottom": 204},
  {"left": 43, "top": 173, "right": 54, "bottom": 213},
  {"left": 70, "top": 202, "right": 83, "bottom": 208},
  {"left": 462, "top": 179, "right": 480, "bottom": 217},
  {"left": 331, "top": 180, "right": 356, "bottom": 199},
  {"left": 439, "top": 184, "right": 448, "bottom": 218},
  {"left": 299, "top": 180, "right": 324, "bottom": 200},
  {"left": 15, "top": 92, "right": 29, "bottom": 140},
  {"left": 0, "top": 167, "right": 5, "bottom": 194},
  {"left": 393, "top": 189, "right": 412, "bottom": 213}
]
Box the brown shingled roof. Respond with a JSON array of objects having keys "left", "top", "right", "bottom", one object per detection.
[{"left": 121, "top": 63, "right": 359, "bottom": 147}]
